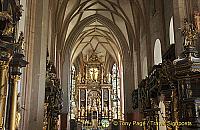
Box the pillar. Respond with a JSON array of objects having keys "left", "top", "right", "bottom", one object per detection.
[
  {"left": 61, "top": 54, "right": 71, "bottom": 130},
  {"left": 172, "top": 0, "right": 187, "bottom": 56},
  {"left": 0, "top": 51, "right": 11, "bottom": 130},
  {"left": 22, "top": 0, "right": 49, "bottom": 129},
  {"left": 8, "top": 75, "right": 20, "bottom": 130}
]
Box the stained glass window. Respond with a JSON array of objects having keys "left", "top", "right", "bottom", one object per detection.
[
  {"left": 111, "top": 63, "right": 121, "bottom": 119},
  {"left": 70, "top": 65, "right": 77, "bottom": 119}
]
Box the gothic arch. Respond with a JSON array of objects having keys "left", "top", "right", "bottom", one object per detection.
[
  {"left": 169, "top": 16, "right": 175, "bottom": 45},
  {"left": 61, "top": 14, "right": 131, "bottom": 65},
  {"left": 154, "top": 39, "right": 162, "bottom": 65}
]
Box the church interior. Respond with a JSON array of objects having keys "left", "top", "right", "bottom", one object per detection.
[{"left": 0, "top": 0, "right": 200, "bottom": 130}]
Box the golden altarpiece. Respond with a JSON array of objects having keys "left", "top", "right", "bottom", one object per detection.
[{"left": 70, "top": 52, "right": 121, "bottom": 129}]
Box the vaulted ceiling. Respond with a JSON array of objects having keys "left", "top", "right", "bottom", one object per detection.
[
  {"left": 49, "top": 0, "right": 146, "bottom": 69},
  {"left": 71, "top": 20, "right": 121, "bottom": 63}
]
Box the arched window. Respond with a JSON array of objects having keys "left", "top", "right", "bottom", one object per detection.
[
  {"left": 111, "top": 63, "right": 121, "bottom": 119},
  {"left": 70, "top": 65, "right": 76, "bottom": 119},
  {"left": 169, "top": 16, "right": 175, "bottom": 44},
  {"left": 154, "top": 39, "right": 162, "bottom": 65}
]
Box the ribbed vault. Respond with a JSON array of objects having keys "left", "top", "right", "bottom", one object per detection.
[
  {"left": 49, "top": 0, "right": 146, "bottom": 62},
  {"left": 69, "top": 14, "right": 125, "bottom": 68}
]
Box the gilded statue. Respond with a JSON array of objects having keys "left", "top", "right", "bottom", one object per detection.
[
  {"left": 77, "top": 72, "right": 82, "bottom": 83},
  {"left": 181, "top": 19, "right": 198, "bottom": 47},
  {"left": 89, "top": 68, "right": 98, "bottom": 82},
  {"left": 81, "top": 106, "right": 85, "bottom": 117}
]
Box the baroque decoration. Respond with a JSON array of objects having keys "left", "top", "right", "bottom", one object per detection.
[
  {"left": 0, "top": 0, "right": 28, "bottom": 130},
  {"left": 132, "top": 19, "right": 200, "bottom": 130},
  {"left": 43, "top": 57, "right": 63, "bottom": 130}
]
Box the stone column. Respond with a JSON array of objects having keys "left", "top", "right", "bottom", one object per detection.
[
  {"left": 172, "top": 0, "right": 187, "bottom": 56},
  {"left": 22, "top": 0, "right": 49, "bottom": 129},
  {"left": 123, "top": 56, "right": 135, "bottom": 118},
  {"left": 61, "top": 53, "right": 70, "bottom": 130}
]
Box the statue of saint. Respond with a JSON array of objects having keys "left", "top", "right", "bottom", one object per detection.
[
  {"left": 89, "top": 69, "right": 93, "bottom": 80},
  {"left": 81, "top": 106, "right": 85, "bottom": 117},
  {"left": 104, "top": 106, "right": 108, "bottom": 116},
  {"left": 89, "top": 68, "right": 98, "bottom": 81},
  {"left": 92, "top": 98, "right": 97, "bottom": 107},
  {"left": 77, "top": 72, "right": 82, "bottom": 83},
  {"left": 93, "top": 68, "right": 98, "bottom": 81}
]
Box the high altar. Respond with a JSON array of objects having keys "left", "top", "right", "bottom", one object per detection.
[{"left": 70, "top": 52, "right": 120, "bottom": 129}]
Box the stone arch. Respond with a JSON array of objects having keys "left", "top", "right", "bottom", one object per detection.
[
  {"left": 61, "top": 14, "right": 131, "bottom": 64},
  {"left": 57, "top": 0, "right": 137, "bottom": 51}
]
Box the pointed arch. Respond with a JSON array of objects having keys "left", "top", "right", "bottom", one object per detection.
[
  {"left": 154, "top": 39, "right": 162, "bottom": 65},
  {"left": 169, "top": 16, "right": 175, "bottom": 45},
  {"left": 61, "top": 14, "right": 131, "bottom": 65}
]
